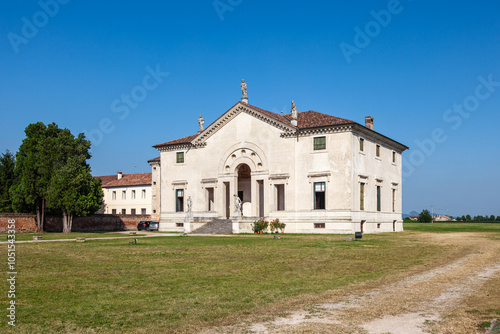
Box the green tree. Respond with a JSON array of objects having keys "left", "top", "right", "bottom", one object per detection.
[
  {"left": 461, "top": 215, "right": 466, "bottom": 221},
  {"left": 45, "top": 128, "right": 102, "bottom": 233},
  {"left": 419, "top": 209, "right": 432, "bottom": 223},
  {"left": 48, "top": 156, "right": 103, "bottom": 233},
  {"left": 10, "top": 122, "right": 102, "bottom": 232},
  {"left": 455, "top": 216, "right": 461, "bottom": 222},
  {"left": 489, "top": 215, "right": 495, "bottom": 222},
  {"left": 10, "top": 123, "right": 59, "bottom": 231},
  {"left": 496, "top": 216, "right": 500, "bottom": 222},
  {"left": 466, "top": 214, "right": 471, "bottom": 221},
  {"left": 0, "top": 150, "right": 16, "bottom": 212}
]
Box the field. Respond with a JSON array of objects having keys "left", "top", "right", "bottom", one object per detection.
[
  {"left": 0, "top": 222, "right": 499, "bottom": 333},
  {"left": 2, "top": 232, "right": 149, "bottom": 242}
]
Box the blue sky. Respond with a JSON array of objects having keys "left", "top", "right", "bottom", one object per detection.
[{"left": 1, "top": 1, "right": 499, "bottom": 216}]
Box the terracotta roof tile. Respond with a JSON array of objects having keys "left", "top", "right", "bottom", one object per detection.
[
  {"left": 94, "top": 175, "right": 117, "bottom": 187},
  {"left": 153, "top": 134, "right": 198, "bottom": 148},
  {"left": 242, "top": 103, "right": 292, "bottom": 125},
  {"left": 154, "top": 102, "right": 356, "bottom": 149},
  {"left": 148, "top": 156, "right": 160, "bottom": 163},
  {"left": 96, "top": 173, "right": 152, "bottom": 188},
  {"left": 284, "top": 110, "right": 355, "bottom": 128}
]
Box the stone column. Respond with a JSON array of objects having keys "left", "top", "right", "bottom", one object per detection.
[
  {"left": 263, "top": 178, "right": 271, "bottom": 217},
  {"left": 251, "top": 175, "right": 257, "bottom": 217}
]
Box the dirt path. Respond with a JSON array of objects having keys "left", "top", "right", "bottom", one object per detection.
[{"left": 206, "top": 233, "right": 500, "bottom": 333}]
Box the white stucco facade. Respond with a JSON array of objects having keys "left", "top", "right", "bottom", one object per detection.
[
  {"left": 98, "top": 172, "right": 153, "bottom": 216},
  {"left": 151, "top": 101, "right": 408, "bottom": 234}
]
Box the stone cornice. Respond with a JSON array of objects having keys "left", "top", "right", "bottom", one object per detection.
[
  {"left": 269, "top": 173, "right": 290, "bottom": 180},
  {"left": 281, "top": 124, "right": 354, "bottom": 138},
  {"left": 156, "top": 143, "right": 194, "bottom": 152},
  {"left": 201, "top": 178, "right": 218, "bottom": 184},
  {"left": 352, "top": 124, "right": 408, "bottom": 153},
  {"left": 308, "top": 171, "right": 332, "bottom": 178},
  {"left": 280, "top": 123, "right": 408, "bottom": 153}
]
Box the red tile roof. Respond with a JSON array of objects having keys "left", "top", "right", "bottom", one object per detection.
[
  {"left": 241, "top": 103, "right": 292, "bottom": 125},
  {"left": 95, "top": 173, "right": 152, "bottom": 188},
  {"left": 153, "top": 134, "right": 199, "bottom": 148},
  {"left": 154, "top": 102, "right": 356, "bottom": 148},
  {"left": 95, "top": 175, "right": 118, "bottom": 187},
  {"left": 284, "top": 110, "right": 354, "bottom": 128},
  {"left": 148, "top": 156, "right": 161, "bottom": 163}
]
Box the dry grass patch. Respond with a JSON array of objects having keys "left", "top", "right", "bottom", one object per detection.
[{"left": 432, "top": 271, "right": 500, "bottom": 333}]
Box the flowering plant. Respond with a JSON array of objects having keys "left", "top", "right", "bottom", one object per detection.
[
  {"left": 252, "top": 219, "right": 269, "bottom": 233},
  {"left": 278, "top": 220, "right": 286, "bottom": 233},
  {"left": 270, "top": 219, "right": 281, "bottom": 233}
]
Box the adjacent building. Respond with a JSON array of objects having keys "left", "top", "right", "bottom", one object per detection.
[{"left": 96, "top": 172, "right": 153, "bottom": 216}]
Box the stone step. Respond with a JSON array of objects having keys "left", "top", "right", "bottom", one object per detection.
[{"left": 193, "top": 219, "right": 232, "bottom": 234}]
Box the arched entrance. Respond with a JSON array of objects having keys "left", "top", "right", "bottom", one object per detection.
[{"left": 237, "top": 164, "right": 251, "bottom": 216}]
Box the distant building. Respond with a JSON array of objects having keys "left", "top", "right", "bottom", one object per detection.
[
  {"left": 95, "top": 171, "right": 152, "bottom": 215},
  {"left": 433, "top": 215, "right": 455, "bottom": 222},
  {"left": 409, "top": 216, "right": 419, "bottom": 221}
]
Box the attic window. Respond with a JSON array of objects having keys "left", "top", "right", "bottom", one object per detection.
[
  {"left": 313, "top": 137, "right": 326, "bottom": 150},
  {"left": 176, "top": 152, "right": 184, "bottom": 164}
]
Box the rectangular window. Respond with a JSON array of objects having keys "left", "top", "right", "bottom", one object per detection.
[
  {"left": 392, "top": 189, "right": 396, "bottom": 212},
  {"left": 314, "top": 223, "right": 325, "bottom": 228},
  {"left": 122, "top": 191, "right": 126, "bottom": 200},
  {"left": 392, "top": 151, "right": 396, "bottom": 163},
  {"left": 176, "top": 223, "right": 184, "bottom": 227},
  {"left": 131, "top": 208, "right": 136, "bottom": 215},
  {"left": 176, "top": 152, "right": 184, "bottom": 163},
  {"left": 276, "top": 184, "right": 285, "bottom": 211},
  {"left": 360, "top": 183, "right": 365, "bottom": 211},
  {"left": 377, "top": 186, "right": 381, "bottom": 212},
  {"left": 376, "top": 145, "right": 381, "bottom": 157},
  {"left": 141, "top": 189, "right": 146, "bottom": 199},
  {"left": 112, "top": 191, "right": 116, "bottom": 200},
  {"left": 360, "top": 138, "right": 364, "bottom": 151},
  {"left": 314, "top": 182, "right": 326, "bottom": 210},
  {"left": 141, "top": 208, "right": 146, "bottom": 215},
  {"left": 112, "top": 209, "right": 116, "bottom": 214},
  {"left": 121, "top": 209, "right": 126, "bottom": 215},
  {"left": 132, "top": 190, "right": 136, "bottom": 200},
  {"left": 313, "top": 137, "right": 326, "bottom": 150},
  {"left": 176, "top": 189, "right": 184, "bottom": 212}
]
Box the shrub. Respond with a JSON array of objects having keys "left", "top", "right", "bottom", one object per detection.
[{"left": 251, "top": 219, "right": 269, "bottom": 233}]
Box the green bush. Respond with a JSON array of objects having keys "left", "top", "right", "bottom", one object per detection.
[{"left": 251, "top": 219, "right": 269, "bottom": 232}]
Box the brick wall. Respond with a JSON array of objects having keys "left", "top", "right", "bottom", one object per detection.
[{"left": 0, "top": 213, "right": 152, "bottom": 233}]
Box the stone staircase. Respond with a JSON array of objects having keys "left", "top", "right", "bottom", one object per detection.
[{"left": 192, "top": 219, "right": 233, "bottom": 234}]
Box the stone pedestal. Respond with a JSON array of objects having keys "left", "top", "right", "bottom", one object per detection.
[
  {"left": 231, "top": 218, "right": 240, "bottom": 234},
  {"left": 241, "top": 97, "right": 248, "bottom": 104},
  {"left": 232, "top": 210, "right": 241, "bottom": 234},
  {"left": 184, "top": 214, "right": 193, "bottom": 233}
]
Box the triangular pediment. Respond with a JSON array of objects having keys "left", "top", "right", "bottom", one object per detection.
[{"left": 192, "top": 101, "right": 296, "bottom": 146}]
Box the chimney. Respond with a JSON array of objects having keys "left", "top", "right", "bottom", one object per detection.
[
  {"left": 117, "top": 171, "right": 123, "bottom": 180},
  {"left": 365, "top": 116, "right": 374, "bottom": 130}
]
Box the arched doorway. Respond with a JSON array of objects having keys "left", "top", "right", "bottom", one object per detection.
[{"left": 237, "top": 164, "right": 251, "bottom": 216}]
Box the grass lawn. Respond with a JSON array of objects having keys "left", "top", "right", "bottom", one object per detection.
[
  {"left": 404, "top": 221, "right": 500, "bottom": 233},
  {"left": 0, "top": 229, "right": 497, "bottom": 333},
  {"left": 0, "top": 232, "right": 148, "bottom": 242}
]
